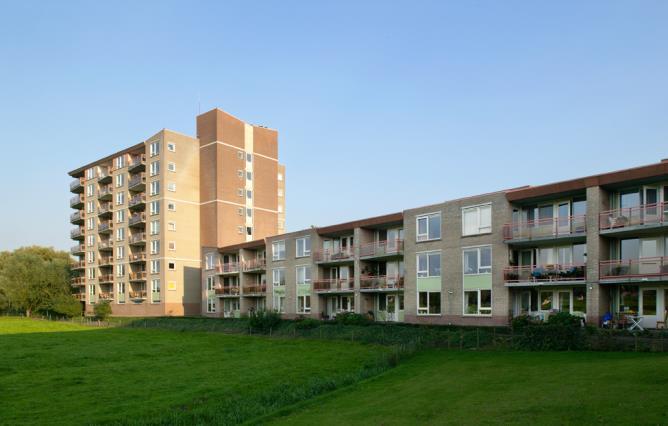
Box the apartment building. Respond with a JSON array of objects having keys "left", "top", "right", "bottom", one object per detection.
[
  {"left": 202, "top": 158, "right": 668, "bottom": 328},
  {"left": 69, "top": 108, "right": 285, "bottom": 316}
]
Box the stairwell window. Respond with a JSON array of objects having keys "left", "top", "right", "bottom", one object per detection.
[
  {"left": 462, "top": 204, "right": 492, "bottom": 236},
  {"left": 116, "top": 228, "right": 125, "bottom": 241},
  {"left": 115, "top": 174, "right": 124, "bottom": 187},
  {"left": 205, "top": 253, "right": 215, "bottom": 270},
  {"left": 116, "top": 192, "right": 124, "bottom": 205},
  {"left": 150, "top": 260, "right": 160, "bottom": 274},
  {"left": 150, "top": 220, "right": 159, "bottom": 235},
  {"left": 115, "top": 155, "right": 125, "bottom": 169},
  {"left": 416, "top": 212, "right": 441, "bottom": 242},
  {"left": 149, "top": 141, "right": 160, "bottom": 157}
]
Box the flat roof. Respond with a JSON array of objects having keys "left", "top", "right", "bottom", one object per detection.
[
  {"left": 316, "top": 212, "right": 403, "bottom": 235},
  {"left": 68, "top": 142, "right": 145, "bottom": 177}
]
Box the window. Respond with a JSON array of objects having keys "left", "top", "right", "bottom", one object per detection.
[
  {"left": 465, "top": 289, "right": 492, "bottom": 315},
  {"left": 167, "top": 142, "right": 175, "bottom": 152},
  {"left": 462, "top": 204, "right": 492, "bottom": 236},
  {"left": 207, "top": 297, "right": 216, "bottom": 313},
  {"left": 237, "top": 226, "right": 244, "bottom": 234},
  {"left": 115, "top": 174, "right": 124, "bottom": 187},
  {"left": 463, "top": 246, "right": 492, "bottom": 275},
  {"left": 246, "top": 227, "right": 252, "bottom": 236},
  {"left": 246, "top": 171, "right": 252, "bottom": 181},
  {"left": 116, "top": 246, "right": 124, "bottom": 260},
  {"left": 150, "top": 260, "right": 160, "bottom": 274},
  {"left": 278, "top": 173, "right": 283, "bottom": 181},
  {"left": 418, "top": 291, "right": 441, "bottom": 315},
  {"left": 87, "top": 251, "right": 95, "bottom": 263},
  {"left": 116, "top": 209, "right": 125, "bottom": 223},
  {"left": 150, "top": 181, "right": 160, "bottom": 196},
  {"left": 246, "top": 208, "right": 252, "bottom": 218},
  {"left": 296, "top": 236, "right": 311, "bottom": 257},
  {"left": 115, "top": 155, "right": 125, "bottom": 169},
  {"left": 151, "top": 279, "right": 160, "bottom": 293},
  {"left": 237, "top": 207, "right": 244, "bottom": 216},
  {"left": 246, "top": 190, "right": 252, "bottom": 200},
  {"left": 116, "top": 192, "right": 124, "bottom": 205},
  {"left": 87, "top": 235, "right": 95, "bottom": 247},
  {"left": 150, "top": 240, "right": 160, "bottom": 254},
  {"left": 150, "top": 160, "right": 160, "bottom": 176},
  {"left": 167, "top": 162, "right": 176, "bottom": 172},
  {"left": 278, "top": 205, "right": 283, "bottom": 213},
  {"left": 86, "top": 184, "right": 94, "bottom": 197},
  {"left": 168, "top": 241, "right": 176, "bottom": 251},
  {"left": 272, "top": 268, "right": 285, "bottom": 286},
  {"left": 246, "top": 153, "right": 252, "bottom": 162},
  {"left": 237, "top": 150, "right": 244, "bottom": 160},
  {"left": 296, "top": 266, "right": 312, "bottom": 285},
  {"left": 149, "top": 141, "right": 160, "bottom": 157},
  {"left": 297, "top": 295, "right": 311, "bottom": 314},
  {"left": 117, "top": 282, "right": 125, "bottom": 302},
  {"left": 116, "top": 264, "right": 125, "bottom": 277},
  {"left": 168, "top": 221, "right": 176, "bottom": 231},
  {"left": 167, "top": 182, "right": 176, "bottom": 192},
  {"left": 416, "top": 212, "right": 441, "bottom": 241},
  {"left": 273, "top": 295, "right": 285, "bottom": 313},
  {"left": 237, "top": 188, "right": 244, "bottom": 197},
  {"left": 86, "top": 168, "right": 95, "bottom": 180},
  {"left": 205, "top": 253, "right": 215, "bottom": 270},
  {"left": 86, "top": 217, "right": 94, "bottom": 230},
  {"left": 86, "top": 201, "right": 95, "bottom": 213},
  {"left": 89, "top": 284, "right": 96, "bottom": 296},
  {"left": 168, "top": 262, "right": 175, "bottom": 271},
  {"left": 237, "top": 169, "right": 244, "bottom": 179},
  {"left": 272, "top": 240, "right": 286, "bottom": 261},
  {"left": 87, "top": 267, "right": 95, "bottom": 279},
  {"left": 150, "top": 220, "right": 159, "bottom": 235},
  {"left": 417, "top": 251, "right": 441, "bottom": 278},
  {"left": 116, "top": 227, "right": 125, "bottom": 241},
  {"left": 149, "top": 201, "right": 160, "bottom": 215},
  {"left": 206, "top": 275, "right": 215, "bottom": 291},
  {"left": 167, "top": 202, "right": 176, "bottom": 211}
]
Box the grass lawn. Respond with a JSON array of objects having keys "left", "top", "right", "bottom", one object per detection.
[
  {"left": 267, "top": 349, "right": 668, "bottom": 425},
  {"left": 0, "top": 318, "right": 390, "bottom": 425}
]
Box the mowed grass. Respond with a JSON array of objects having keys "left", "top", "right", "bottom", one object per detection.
[
  {"left": 268, "top": 350, "right": 668, "bottom": 425},
  {"left": 0, "top": 318, "right": 390, "bottom": 425}
]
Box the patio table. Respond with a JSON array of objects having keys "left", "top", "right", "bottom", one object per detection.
[{"left": 626, "top": 315, "right": 644, "bottom": 331}]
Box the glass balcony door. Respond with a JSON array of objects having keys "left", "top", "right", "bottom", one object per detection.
[
  {"left": 643, "top": 186, "right": 659, "bottom": 223},
  {"left": 640, "top": 288, "right": 658, "bottom": 328}
]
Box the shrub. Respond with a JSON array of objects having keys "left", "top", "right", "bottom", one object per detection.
[
  {"left": 51, "top": 294, "right": 83, "bottom": 318},
  {"left": 547, "top": 312, "right": 582, "bottom": 327},
  {"left": 511, "top": 314, "right": 531, "bottom": 330},
  {"left": 334, "top": 312, "right": 370, "bottom": 326},
  {"left": 93, "top": 301, "right": 112, "bottom": 321},
  {"left": 295, "top": 317, "right": 321, "bottom": 330},
  {"left": 248, "top": 310, "right": 281, "bottom": 333}
]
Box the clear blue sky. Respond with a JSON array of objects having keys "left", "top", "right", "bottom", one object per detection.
[{"left": 1, "top": 1, "right": 667, "bottom": 251}]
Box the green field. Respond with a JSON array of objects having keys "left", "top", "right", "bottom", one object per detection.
[
  {"left": 3, "top": 318, "right": 668, "bottom": 425},
  {"left": 268, "top": 350, "right": 668, "bottom": 425}
]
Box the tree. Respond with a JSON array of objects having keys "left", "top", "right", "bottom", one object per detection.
[
  {"left": 0, "top": 246, "right": 71, "bottom": 317},
  {"left": 94, "top": 301, "right": 112, "bottom": 321}
]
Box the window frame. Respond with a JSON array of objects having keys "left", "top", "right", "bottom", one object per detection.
[
  {"left": 463, "top": 288, "right": 493, "bottom": 316},
  {"left": 417, "top": 291, "right": 441, "bottom": 315},
  {"left": 462, "top": 203, "right": 492, "bottom": 236},
  {"left": 272, "top": 240, "right": 286, "bottom": 261},
  {"left": 416, "top": 250, "right": 441, "bottom": 278},
  {"left": 295, "top": 236, "right": 311, "bottom": 258},
  {"left": 462, "top": 245, "right": 492, "bottom": 275},
  {"left": 416, "top": 212, "right": 441, "bottom": 242}
]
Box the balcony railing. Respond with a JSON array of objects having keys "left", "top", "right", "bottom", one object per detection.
[
  {"left": 129, "top": 213, "right": 146, "bottom": 226},
  {"left": 99, "top": 274, "right": 114, "bottom": 283},
  {"left": 71, "top": 277, "right": 85, "bottom": 286},
  {"left": 313, "top": 248, "right": 355, "bottom": 263},
  {"left": 216, "top": 263, "right": 240, "bottom": 274},
  {"left": 129, "top": 253, "right": 146, "bottom": 263},
  {"left": 70, "top": 244, "right": 85, "bottom": 255},
  {"left": 129, "top": 290, "right": 147, "bottom": 299},
  {"left": 70, "top": 195, "right": 84, "bottom": 208},
  {"left": 99, "top": 240, "right": 114, "bottom": 250},
  {"left": 98, "top": 203, "right": 113, "bottom": 216},
  {"left": 129, "top": 155, "right": 146, "bottom": 172},
  {"left": 70, "top": 210, "right": 85, "bottom": 223},
  {"left": 503, "top": 215, "right": 587, "bottom": 241},
  {"left": 215, "top": 286, "right": 241, "bottom": 296},
  {"left": 600, "top": 257, "right": 668, "bottom": 280},
  {"left": 360, "top": 275, "right": 405, "bottom": 290},
  {"left": 71, "top": 261, "right": 85, "bottom": 269},
  {"left": 129, "top": 272, "right": 147, "bottom": 281},
  {"left": 98, "top": 185, "right": 113, "bottom": 200},
  {"left": 99, "top": 256, "right": 114, "bottom": 267},
  {"left": 242, "top": 258, "right": 266, "bottom": 272},
  {"left": 359, "top": 239, "right": 404, "bottom": 258},
  {"left": 98, "top": 169, "right": 112, "bottom": 183},
  {"left": 503, "top": 264, "right": 586, "bottom": 283},
  {"left": 129, "top": 194, "right": 146, "bottom": 209},
  {"left": 129, "top": 233, "right": 146, "bottom": 244},
  {"left": 242, "top": 284, "right": 267, "bottom": 295},
  {"left": 98, "top": 221, "right": 113, "bottom": 234},
  {"left": 70, "top": 178, "right": 84, "bottom": 193},
  {"left": 73, "top": 293, "right": 85, "bottom": 301},
  {"left": 98, "top": 292, "right": 114, "bottom": 300},
  {"left": 313, "top": 278, "right": 355, "bottom": 293},
  {"left": 70, "top": 228, "right": 84, "bottom": 239},
  {"left": 599, "top": 203, "right": 668, "bottom": 231},
  {"left": 128, "top": 173, "right": 146, "bottom": 191}
]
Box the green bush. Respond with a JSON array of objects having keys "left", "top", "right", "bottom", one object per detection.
[
  {"left": 295, "top": 317, "right": 321, "bottom": 330},
  {"left": 511, "top": 314, "right": 531, "bottom": 330},
  {"left": 249, "top": 310, "right": 281, "bottom": 333},
  {"left": 51, "top": 294, "right": 82, "bottom": 318},
  {"left": 335, "top": 312, "right": 371, "bottom": 326},
  {"left": 547, "top": 312, "right": 582, "bottom": 327},
  {"left": 93, "top": 301, "right": 112, "bottom": 321}
]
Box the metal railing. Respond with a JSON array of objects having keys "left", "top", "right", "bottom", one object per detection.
[
  {"left": 129, "top": 253, "right": 146, "bottom": 262},
  {"left": 129, "top": 155, "right": 146, "bottom": 170},
  {"left": 216, "top": 263, "right": 240, "bottom": 274},
  {"left": 70, "top": 211, "right": 84, "bottom": 222},
  {"left": 70, "top": 228, "right": 84, "bottom": 239},
  {"left": 98, "top": 221, "right": 113, "bottom": 233},
  {"left": 359, "top": 239, "right": 404, "bottom": 258},
  {"left": 71, "top": 277, "right": 85, "bottom": 286},
  {"left": 70, "top": 195, "right": 84, "bottom": 208},
  {"left": 313, "top": 248, "right": 355, "bottom": 262},
  {"left": 129, "top": 233, "right": 146, "bottom": 244},
  {"left": 98, "top": 203, "right": 113, "bottom": 215},
  {"left": 129, "top": 290, "right": 147, "bottom": 299},
  {"left": 313, "top": 278, "right": 355, "bottom": 292},
  {"left": 71, "top": 261, "right": 85, "bottom": 269},
  {"left": 99, "top": 256, "right": 114, "bottom": 266},
  {"left": 98, "top": 185, "right": 113, "bottom": 198},
  {"left": 70, "top": 178, "right": 84, "bottom": 192},
  {"left": 70, "top": 244, "right": 85, "bottom": 254},
  {"left": 242, "top": 284, "right": 267, "bottom": 294},
  {"left": 599, "top": 203, "right": 668, "bottom": 230},
  {"left": 99, "top": 240, "right": 114, "bottom": 250},
  {"left": 99, "top": 274, "right": 114, "bottom": 283},
  {"left": 242, "top": 258, "right": 266, "bottom": 271},
  {"left": 503, "top": 215, "right": 587, "bottom": 240},
  {"left": 128, "top": 173, "right": 146, "bottom": 189},
  {"left": 129, "top": 213, "right": 146, "bottom": 226},
  {"left": 503, "top": 263, "right": 586, "bottom": 283},
  {"left": 129, "top": 272, "right": 147, "bottom": 281},
  {"left": 214, "top": 286, "right": 241, "bottom": 296},
  {"left": 600, "top": 257, "right": 668, "bottom": 279},
  {"left": 98, "top": 292, "right": 113, "bottom": 300},
  {"left": 360, "top": 275, "right": 405, "bottom": 290},
  {"left": 129, "top": 194, "right": 146, "bottom": 208}
]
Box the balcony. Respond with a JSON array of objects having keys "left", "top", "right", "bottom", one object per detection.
[
  {"left": 129, "top": 290, "right": 147, "bottom": 300},
  {"left": 242, "top": 258, "right": 266, "bottom": 272},
  {"left": 359, "top": 239, "right": 404, "bottom": 259},
  {"left": 600, "top": 257, "right": 668, "bottom": 283},
  {"left": 99, "top": 274, "right": 114, "bottom": 284},
  {"left": 70, "top": 195, "right": 84, "bottom": 209},
  {"left": 98, "top": 292, "right": 114, "bottom": 301},
  {"left": 313, "top": 248, "right": 355, "bottom": 264},
  {"left": 215, "top": 286, "right": 241, "bottom": 296},
  {"left": 128, "top": 155, "right": 146, "bottom": 173},
  {"left": 70, "top": 244, "right": 85, "bottom": 255},
  {"left": 503, "top": 215, "right": 587, "bottom": 244},
  {"left": 129, "top": 253, "right": 146, "bottom": 263},
  {"left": 599, "top": 203, "right": 668, "bottom": 235},
  {"left": 70, "top": 210, "right": 85, "bottom": 224},
  {"left": 503, "top": 264, "right": 586, "bottom": 286},
  {"left": 129, "top": 194, "right": 146, "bottom": 211},
  {"left": 129, "top": 232, "right": 146, "bottom": 245},
  {"left": 70, "top": 178, "right": 84, "bottom": 193},
  {"left": 98, "top": 221, "right": 113, "bottom": 234},
  {"left": 70, "top": 227, "right": 84, "bottom": 240},
  {"left": 98, "top": 202, "right": 113, "bottom": 217},
  {"left": 71, "top": 277, "right": 85, "bottom": 286},
  {"left": 313, "top": 278, "right": 355, "bottom": 293},
  {"left": 99, "top": 240, "right": 114, "bottom": 251},
  {"left": 71, "top": 261, "right": 85, "bottom": 270},
  {"left": 129, "top": 271, "right": 147, "bottom": 282},
  {"left": 129, "top": 213, "right": 146, "bottom": 227},
  {"left": 128, "top": 173, "right": 146, "bottom": 192},
  {"left": 98, "top": 185, "right": 113, "bottom": 201},
  {"left": 73, "top": 293, "right": 86, "bottom": 301},
  {"left": 216, "top": 263, "right": 240, "bottom": 274},
  {"left": 360, "top": 275, "right": 405, "bottom": 291},
  {"left": 98, "top": 168, "right": 112, "bottom": 184},
  {"left": 242, "top": 284, "right": 267, "bottom": 296},
  {"left": 99, "top": 256, "right": 113, "bottom": 267}
]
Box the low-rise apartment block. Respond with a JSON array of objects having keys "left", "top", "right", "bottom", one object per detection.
[{"left": 203, "top": 158, "right": 668, "bottom": 328}]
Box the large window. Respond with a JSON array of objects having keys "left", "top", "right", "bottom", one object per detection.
[
  {"left": 418, "top": 291, "right": 441, "bottom": 315},
  {"left": 272, "top": 240, "right": 286, "bottom": 261},
  {"left": 464, "top": 289, "right": 492, "bottom": 315},
  {"left": 416, "top": 212, "right": 441, "bottom": 241},
  {"left": 296, "top": 236, "right": 311, "bottom": 257},
  {"left": 272, "top": 268, "right": 285, "bottom": 286},
  {"left": 205, "top": 253, "right": 215, "bottom": 270},
  {"left": 149, "top": 181, "right": 160, "bottom": 196},
  {"left": 149, "top": 141, "right": 160, "bottom": 157},
  {"left": 296, "top": 266, "right": 312, "bottom": 285},
  {"left": 207, "top": 297, "right": 216, "bottom": 313},
  {"left": 462, "top": 204, "right": 492, "bottom": 236},
  {"left": 273, "top": 295, "right": 285, "bottom": 313},
  {"left": 463, "top": 246, "right": 492, "bottom": 275},
  {"left": 417, "top": 251, "right": 441, "bottom": 278},
  {"left": 297, "top": 295, "right": 311, "bottom": 314}
]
